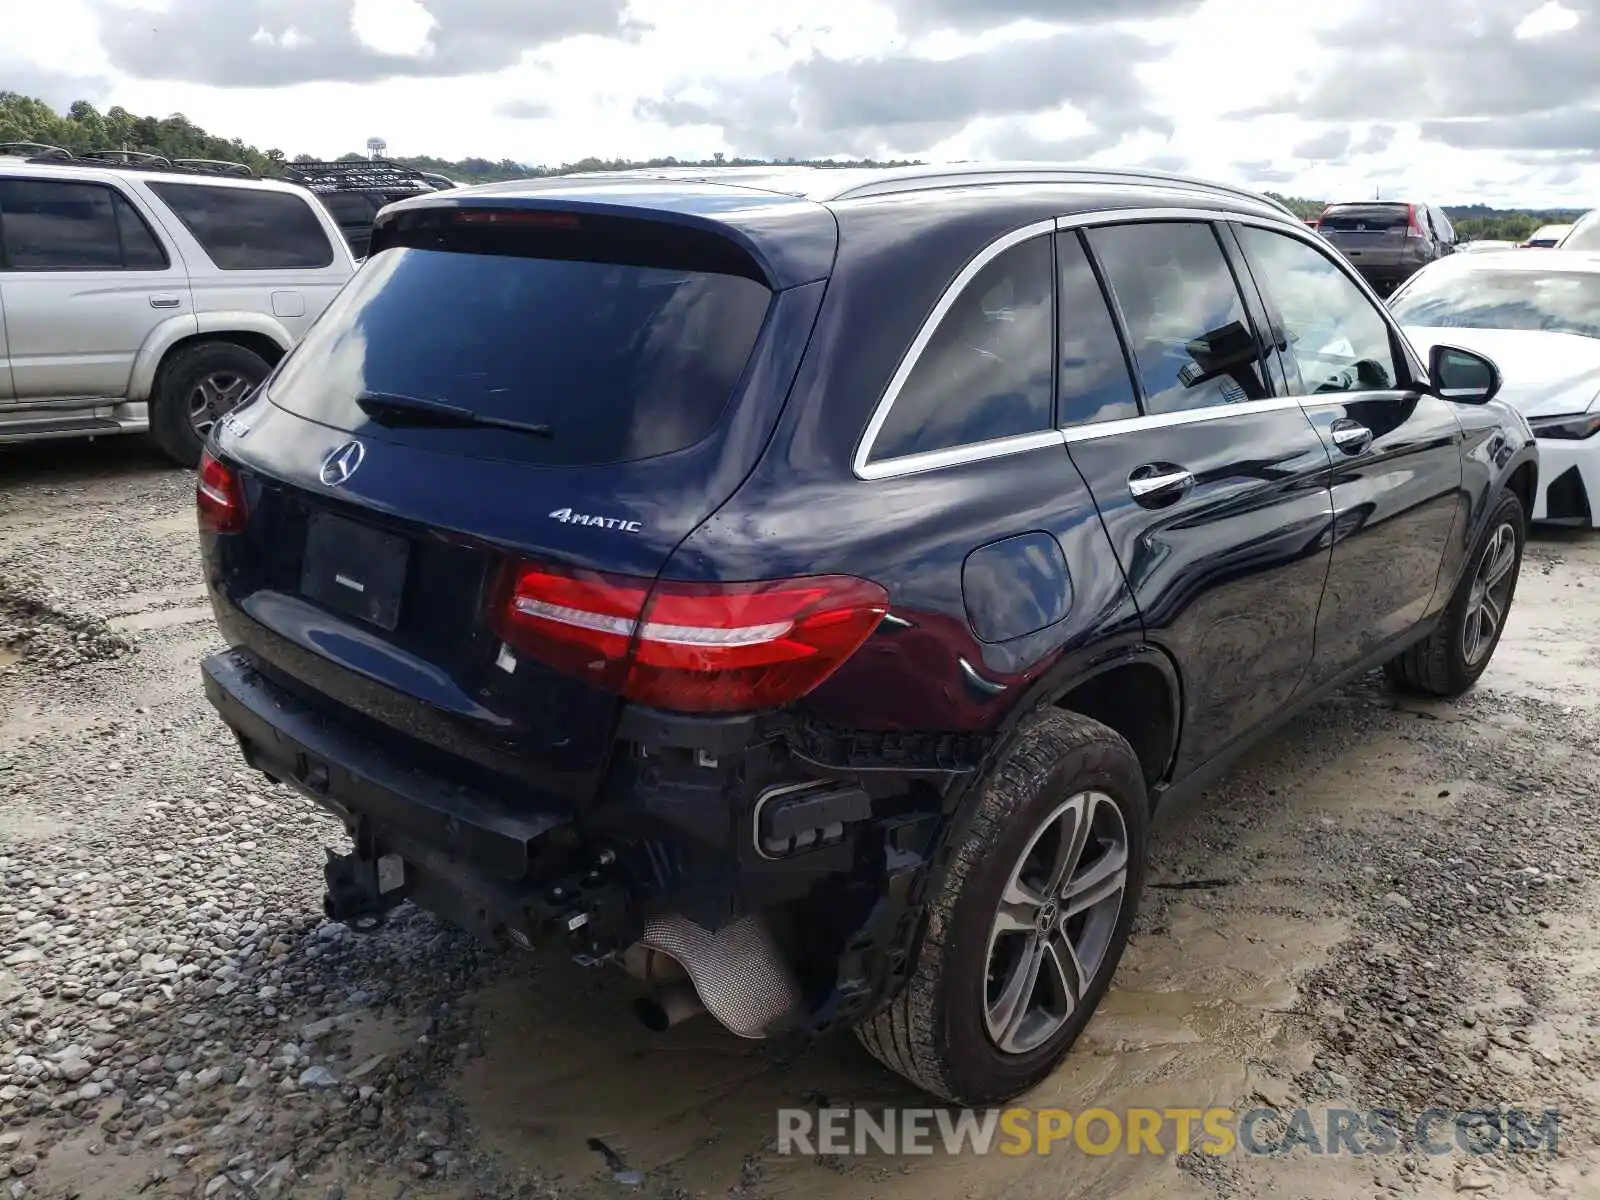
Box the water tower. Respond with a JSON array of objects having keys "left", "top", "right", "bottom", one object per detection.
[{"left": 366, "top": 137, "right": 387, "bottom": 160}]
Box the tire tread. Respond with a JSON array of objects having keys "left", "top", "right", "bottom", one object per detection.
[{"left": 855, "top": 708, "right": 1144, "bottom": 1102}]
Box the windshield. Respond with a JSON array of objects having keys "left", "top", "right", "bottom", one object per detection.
[
  {"left": 1389, "top": 268, "right": 1600, "bottom": 340},
  {"left": 1560, "top": 212, "right": 1600, "bottom": 251}
]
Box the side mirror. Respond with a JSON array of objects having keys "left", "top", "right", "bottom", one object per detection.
[{"left": 1429, "top": 344, "right": 1501, "bottom": 404}]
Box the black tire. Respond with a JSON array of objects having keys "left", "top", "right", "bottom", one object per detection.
[
  {"left": 149, "top": 341, "right": 271, "bottom": 468},
  {"left": 854, "top": 708, "right": 1149, "bottom": 1104},
  {"left": 1384, "top": 488, "right": 1525, "bottom": 697}
]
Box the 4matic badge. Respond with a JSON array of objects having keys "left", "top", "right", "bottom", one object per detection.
[{"left": 548, "top": 507, "right": 642, "bottom": 533}]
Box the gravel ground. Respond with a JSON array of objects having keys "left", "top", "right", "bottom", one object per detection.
[{"left": 2, "top": 440, "right": 1597, "bottom": 1200}]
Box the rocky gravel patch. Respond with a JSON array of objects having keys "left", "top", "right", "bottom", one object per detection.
[{"left": 3, "top": 441, "right": 1598, "bottom": 1200}]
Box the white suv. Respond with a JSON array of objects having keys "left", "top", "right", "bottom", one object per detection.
[{"left": 0, "top": 156, "right": 356, "bottom": 465}]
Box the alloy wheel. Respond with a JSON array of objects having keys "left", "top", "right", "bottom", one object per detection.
[
  {"left": 1462, "top": 521, "right": 1518, "bottom": 667},
  {"left": 187, "top": 371, "right": 254, "bottom": 439},
  {"left": 983, "top": 790, "right": 1130, "bottom": 1056}
]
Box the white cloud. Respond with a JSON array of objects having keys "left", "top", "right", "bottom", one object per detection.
[
  {"left": 3, "top": 0, "right": 1599, "bottom": 205},
  {"left": 350, "top": 0, "right": 437, "bottom": 57},
  {"left": 1515, "top": 0, "right": 1580, "bottom": 38}
]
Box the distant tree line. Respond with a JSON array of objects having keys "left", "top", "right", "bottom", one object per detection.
[
  {"left": 0, "top": 92, "right": 916, "bottom": 185},
  {"left": 0, "top": 93, "right": 1583, "bottom": 231}
]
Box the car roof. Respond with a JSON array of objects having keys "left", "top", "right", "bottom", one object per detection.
[
  {"left": 375, "top": 163, "right": 1303, "bottom": 290},
  {"left": 1413, "top": 247, "right": 1600, "bottom": 277},
  {"left": 0, "top": 157, "right": 316, "bottom": 198}
]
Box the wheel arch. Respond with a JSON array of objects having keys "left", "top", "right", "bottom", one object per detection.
[
  {"left": 1502, "top": 453, "right": 1537, "bottom": 536},
  {"left": 974, "top": 641, "right": 1184, "bottom": 802},
  {"left": 131, "top": 314, "right": 293, "bottom": 401}
]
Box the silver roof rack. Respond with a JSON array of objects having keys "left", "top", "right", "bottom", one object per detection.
[
  {"left": 519, "top": 161, "right": 1297, "bottom": 218},
  {"left": 812, "top": 163, "right": 1298, "bottom": 216}
]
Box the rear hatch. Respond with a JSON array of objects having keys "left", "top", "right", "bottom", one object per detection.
[
  {"left": 1318, "top": 203, "right": 1419, "bottom": 267},
  {"left": 206, "top": 194, "right": 835, "bottom": 806}
]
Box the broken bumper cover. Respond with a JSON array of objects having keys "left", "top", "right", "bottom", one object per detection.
[
  {"left": 200, "top": 648, "right": 620, "bottom": 946},
  {"left": 202, "top": 648, "right": 566, "bottom": 871},
  {"left": 201, "top": 647, "right": 943, "bottom": 1034}
]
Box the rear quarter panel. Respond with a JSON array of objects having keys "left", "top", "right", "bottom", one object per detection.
[{"left": 665, "top": 190, "right": 1148, "bottom": 737}]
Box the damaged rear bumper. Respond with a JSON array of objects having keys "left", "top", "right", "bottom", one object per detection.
[{"left": 200, "top": 648, "right": 947, "bottom": 1037}]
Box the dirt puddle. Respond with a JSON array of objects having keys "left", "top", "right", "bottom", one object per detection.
[
  {"left": 456, "top": 798, "right": 1352, "bottom": 1198},
  {"left": 1484, "top": 535, "right": 1600, "bottom": 708}
]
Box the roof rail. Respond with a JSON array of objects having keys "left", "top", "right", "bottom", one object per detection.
[
  {"left": 173, "top": 158, "right": 257, "bottom": 178},
  {"left": 79, "top": 149, "right": 175, "bottom": 168},
  {"left": 821, "top": 163, "right": 1298, "bottom": 216},
  {"left": 278, "top": 159, "right": 443, "bottom": 195},
  {"left": 0, "top": 142, "right": 74, "bottom": 162}
]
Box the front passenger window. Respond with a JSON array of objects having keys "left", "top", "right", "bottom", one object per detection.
[
  {"left": 1087, "top": 221, "right": 1270, "bottom": 416},
  {"left": 1235, "top": 226, "right": 1400, "bottom": 395}
]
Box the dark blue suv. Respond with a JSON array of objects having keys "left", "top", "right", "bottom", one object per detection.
[{"left": 197, "top": 164, "right": 1537, "bottom": 1104}]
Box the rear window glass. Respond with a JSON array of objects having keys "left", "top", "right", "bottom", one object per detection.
[
  {"left": 1319, "top": 205, "right": 1412, "bottom": 232},
  {"left": 318, "top": 194, "right": 380, "bottom": 226},
  {"left": 147, "top": 182, "right": 334, "bottom": 270},
  {"left": 869, "top": 234, "right": 1054, "bottom": 462},
  {"left": 267, "top": 244, "right": 773, "bottom": 466}
]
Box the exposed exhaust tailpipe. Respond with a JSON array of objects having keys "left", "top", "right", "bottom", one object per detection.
[
  {"left": 619, "top": 913, "right": 802, "bottom": 1039},
  {"left": 634, "top": 982, "right": 705, "bottom": 1031}
]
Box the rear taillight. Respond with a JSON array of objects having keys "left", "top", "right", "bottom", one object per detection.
[
  {"left": 1405, "top": 204, "right": 1425, "bottom": 238},
  {"left": 489, "top": 563, "right": 889, "bottom": 714},
  {"left": 196, "top": 451, "right": 246, "bottom": 534}
]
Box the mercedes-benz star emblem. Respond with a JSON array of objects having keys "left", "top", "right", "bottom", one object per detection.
[{"left": 319, "top": 440, "right": 366, "bottom": 487}]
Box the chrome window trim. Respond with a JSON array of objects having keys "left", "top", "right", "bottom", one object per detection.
[
  {"left": 1057, "top": 396, "right": 1305, "bottom": 444},
  {"left": 850, "top": 217, "right": 1056, "bottom": 479},
  {"left": 852, "top": 204, "right": 1419, "bottom": 481},
  {"left": 855, "top": 429, "right": 1067, "bottom": 480}
]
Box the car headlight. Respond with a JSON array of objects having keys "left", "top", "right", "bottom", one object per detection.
[{"left": 1529, "top": 412, "right": 1600, "bottom": 440}]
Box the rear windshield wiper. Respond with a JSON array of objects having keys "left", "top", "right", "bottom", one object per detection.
[{"left": 355, "top": 391, "right": 553, "bottom": 439}]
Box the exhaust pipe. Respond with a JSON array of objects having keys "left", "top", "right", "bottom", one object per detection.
[
  {"left": 621, "top": 913, "right": 803, "bottom": 1040},
  {"left": 634, "top": 981, "right": 706, "bottom": 1032}
]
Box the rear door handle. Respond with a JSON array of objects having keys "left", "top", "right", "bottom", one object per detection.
[
  {"left": 1331, "top": 420, "right": 1373, "bottom": 454},
  {"left": 149, "top": 294, "right": 181, "bottom": 309},
  {"left": 1128, "top": 464, "right": 1194, "bottom": 507}
]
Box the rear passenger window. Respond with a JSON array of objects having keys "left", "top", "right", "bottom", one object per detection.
[
  {"left": 1088, "top": 222, "right": 1270, "bottom": 416},
  {"left": 0, "top": 180, "right": 150, "bottom": 271},
  {"left": 870, "top": 234, "right": 1053, "bottom": 462},
  {"left": 1057, "top": 232, "right": 1138, "bottom": 426},
  {"left": 1235, "top": 226, "right": 1399, "bottom": 394},
  {"left": 147, "top": 183, "right": 334, "bottom": 270}
]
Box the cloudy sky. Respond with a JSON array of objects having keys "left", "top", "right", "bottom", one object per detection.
[{"left": 6, "top": 0, "right": 1599, "bottom": 204}]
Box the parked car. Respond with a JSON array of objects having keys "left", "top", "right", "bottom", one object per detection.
[
  {"left": 1520, "top": 224, "right": 1571, "bottom": 248},
  {"left": 1315, "top": 200, "right": 1456, "bottom": 293},
  {"left": 1391, "top": 250, "right": 1600, "bottom": 526},
  {"left": 1557, "top": 208, "right": 1600, "bottom": 251},
  {"left": 1459, "top": 239, "right": 1518, "bottom": 254},
  {"left": 196, "top": 163, "right": 1536, "bottom": 1105},
  {"left": 278, "top": 160, "right": 451, "bottom": 259},
  {"left": 0, "top": 150, "right": 356, "bottom": 465}
]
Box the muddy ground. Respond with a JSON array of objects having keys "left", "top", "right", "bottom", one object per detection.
[{"left": 1, "top": 440, "right": 1596, "bottom": 1200}]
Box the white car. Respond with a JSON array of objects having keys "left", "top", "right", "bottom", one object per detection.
[
  {"left": 1559, "top": 209, "right": 1600, "bottom": 250},
  {"left": 0, "top": 152, "right": 356, "bottom": 465},
  {"left": 1390, "top": 250, "right": 1600, "bottom": 527}
]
